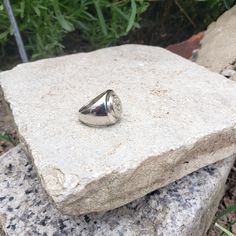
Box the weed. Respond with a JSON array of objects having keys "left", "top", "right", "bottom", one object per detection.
[
  {"left": 0, "top": 0, "right": 148, "bottom": 59},
  {"left": 214, "top": 203, "right": 236, "bottom": 236}
]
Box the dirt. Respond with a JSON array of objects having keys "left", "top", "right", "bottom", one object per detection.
[{"left": 0, "top": 90, "right": 18, "bottom": 156}]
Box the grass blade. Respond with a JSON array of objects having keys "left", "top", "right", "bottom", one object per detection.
[
  {"left": 221, "top": 221, "right": 236, "bottom": 236},
  {"left": 93, "top": 0, "right": 107, "bottom": 36},
  {"left": 126, "top": 0, "right": 136, "bottom": 33},
  {"left": 223, "top": 0, "right": 231, "bottom": 9},
  {"left": 113, "top": 6, "right": 139, "bottom": 28},
  {"left": 0, "top": 133, "right": 12, "bottom": 143},
  {"left": 51, "top": 0, "right": 74, "bottom": 32},
  {"left": 215, "top": 223, "right": 235, "bottom": 236},
  {"left": 214, "top": 204, "right": 236, "bottom": 223}
]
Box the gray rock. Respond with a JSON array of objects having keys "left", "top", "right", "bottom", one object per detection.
[
  {"left": 221, "top": 69, "right": 236, "bottom": 78},
  {"left": 1, "top": 45, "right": 236, "bottom": 215},
  {"left": 196, "top": 5, "right": 236, "bottom": 73},
  {"left": 0, "top": 145, "right": 234, "bottom": 236}
]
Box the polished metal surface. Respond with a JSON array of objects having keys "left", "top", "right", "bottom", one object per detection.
[{"left": 79, "top": 89, "right": 122, "bottom": 127}]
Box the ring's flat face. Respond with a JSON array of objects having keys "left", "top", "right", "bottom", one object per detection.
[{"left": 79, "top": 90, "right": 122, "bottom": 127}]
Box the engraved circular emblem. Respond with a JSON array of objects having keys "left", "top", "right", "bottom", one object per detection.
[{"left": 111, "top": 94, "right": 122, "bottom": 118}]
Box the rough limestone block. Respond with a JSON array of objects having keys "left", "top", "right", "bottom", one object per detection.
[
  {"left": 0, "top": 146, "right": 234, "bottom": 236},
  {"left": 1, "top": 45, "right": 236, "bottom": 215},
  {"left": 196, "top": 5, "right": 236, "bottom": 73}
]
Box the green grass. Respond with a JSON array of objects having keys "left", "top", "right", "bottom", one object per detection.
[
  {"left": 215, "top": 223, "right": 236, "bottom": 236},
  {"left": 214, "top": 204, "right": 236, "bottom": 235},
  {"left": 0, "top": 0, "right": 148, "bottom": 59},
  {"left": 0, "top": 133, "right": 13, "bottom": 143},
  {"left": 0, "top": 0, "right": 235, "bottom": 60}
]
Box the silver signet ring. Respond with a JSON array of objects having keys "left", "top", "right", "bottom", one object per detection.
[{"left": 79, "top": 90, "right": 122, "bottom": 127}]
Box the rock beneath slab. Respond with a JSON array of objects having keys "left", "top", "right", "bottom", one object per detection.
[
  {"left": 196, "top": 5, "right": 236, "bottom": 73},
  {"left": 0, "top": 145, "right": 234, "bottom": 236},
  {"left": 1, "top": 45, "right": 236, "bottom": 215}
]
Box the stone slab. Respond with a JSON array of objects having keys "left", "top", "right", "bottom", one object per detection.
[
  {"left": 196, "top": 5, "right": 236, "bottom": 73},
  {"left": 1, "top": 45, "right": 236, "bottom": 215},
  {"left": 0, "top": 145, "right": 234, "bottom": 236}
]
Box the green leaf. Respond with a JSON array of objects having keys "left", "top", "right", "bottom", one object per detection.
[
  {"left": 51, "top": 0, "right": 74, "bottom": 32},
  {"left": 0, "top": 31, "right": 8, "bottom": 40},
  {"left": 20, "top": 1, "right": 25, "bottom": 18},
  {"left": 33, "top": 6, "right": 41, "bottom": 16},
  {"left": 93, "top": 0, "right": 107, "bottom": 36},
  {"left": 214, "top": 204, "right": 236, "bottom": 223},
  {"left": 57, "top": 16, "right": 74, "bottom": 31},
  {"left": 113, "top": 6, "right": 139, "bottom": 28},
  {"left": 223, "top": 0, "right": 231, "bottom": 9},
  {"left": 126, "top": 0, "right": 137, "bottom": 33},
  {"left": 0, "top": 133, "right": 12, "bottom": 143},
  {"left": 215, "top": 223, "right": 235, "bottom": 236},
  {"left": 0, "top": 4, "right": 4, "bottom": 11},
  {"left": 221, "top": 221, "right": 236, "bottom": 236}
]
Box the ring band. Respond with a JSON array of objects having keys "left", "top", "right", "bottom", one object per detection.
[{"left": 79, "top": 89, "right": 122, "bottom": 127}]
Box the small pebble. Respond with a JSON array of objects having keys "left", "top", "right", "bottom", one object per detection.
[{"left": 221, "top": 69, "right": 236, "bottom": 78}]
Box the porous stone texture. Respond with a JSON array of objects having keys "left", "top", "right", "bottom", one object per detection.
[
  {"left": 196, "top": 5, "right": 236, "bottom": 73},
  {"left": 0, "top": 145, "right": 234, "bottom": 236},
  {"left": 1, "top": 45, "right": 236, "bottom": 215}
]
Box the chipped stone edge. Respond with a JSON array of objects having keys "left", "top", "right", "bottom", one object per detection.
[{"left": 52, "top": 126, "right": 236, "bottom": 215}]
